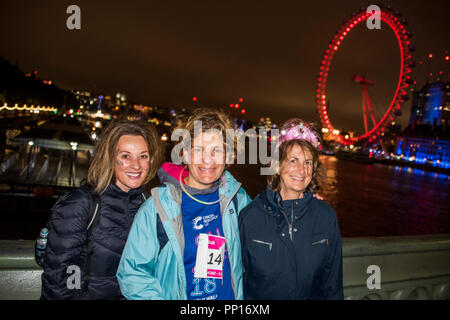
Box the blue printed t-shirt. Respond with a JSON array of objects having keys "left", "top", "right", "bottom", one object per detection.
[{"left": 181, "top": 189, "right": 235, "bottom": 300}]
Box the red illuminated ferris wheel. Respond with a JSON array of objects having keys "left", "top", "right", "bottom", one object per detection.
[{"left": 316, "top": 6, "right": 414, "bottom": 145}]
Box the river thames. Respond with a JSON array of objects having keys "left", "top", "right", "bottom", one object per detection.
[
  {"left": 229, "top": 155, "right": 450, "bottom": 238},
  {"left": 0, "top": 156, "right": 449, "bottom": 239}
]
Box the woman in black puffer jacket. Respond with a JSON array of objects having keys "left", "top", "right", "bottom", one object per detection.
[{"left": 41, "top": 120, "right": 163, "bottom": 299}]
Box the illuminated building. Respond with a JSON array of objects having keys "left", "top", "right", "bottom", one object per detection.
[
  {"left": 395, "top": 137, "right": 449, "bottom": 168},
  {"left": 115, "top": 92, "right": 127, "bottom": 107},
  {"left": 396, "top": 81, "right": 450, "bottom": 169},
  {"left": 257, "top": 117, "right": 273, "bottom": 129},
  {"left": 409, "top": 81, "right": 449, "bottom": 127},
  {"left": 72, "top": 90, "right": 92, "bottom": 106}
]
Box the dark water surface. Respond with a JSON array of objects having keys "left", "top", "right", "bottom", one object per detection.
[{"left": 229, "top": 155, "right": 450, "bottom": 237}]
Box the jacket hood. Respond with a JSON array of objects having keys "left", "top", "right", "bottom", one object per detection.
[{"left": 157, "top": 162, "right": 223, "bottom": 196}]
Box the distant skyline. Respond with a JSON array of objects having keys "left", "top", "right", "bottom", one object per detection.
[{"left": 1, "top": 0, "right": 449, "bottom": 133}]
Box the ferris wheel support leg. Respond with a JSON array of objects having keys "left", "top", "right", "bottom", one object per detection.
[
  {"left": 364, "top": 87, "right": 378, "bottom": 129},
  {"left": 363, "top": 87, "right": 387, "bottom": 152},
  {"left": 362, "top": 86, "right": 369, "bottom": 134}
]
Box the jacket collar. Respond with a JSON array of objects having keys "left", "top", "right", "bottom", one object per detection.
[
  {"left": 157, "top": 162, "right": 241, "bottom": 200},
  {"left": 153, "top": 163, "right": 242, "bottom": 222},
  {"left": 108, "top": 182, "right": 145, "bottom": 198},
  {"left": 262, "top": 186, "right": 313, "bottom": 219},
  {"left": 157, "top": 162, "right": 220, "bottom": 196}
]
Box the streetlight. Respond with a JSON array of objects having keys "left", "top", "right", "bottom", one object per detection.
[{"left": 70, "top": 142, "right": 78, "bottom": 151}]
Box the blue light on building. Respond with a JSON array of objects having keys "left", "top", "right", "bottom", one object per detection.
[
  {"left": 422, "top": 83, "right": 445, "bottom": 125},
  {"left": 409, "top": 81, "right": 449, "bottom": 127},
  {"left": 395, "top": 136, "right": 450, "bottom": 169},
  {"left": 399, "top": 81, "right": 450, "bottom": 169}
]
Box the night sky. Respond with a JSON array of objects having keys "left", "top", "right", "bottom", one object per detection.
[{"left": 1, "top": 0, "right": 449, "bottom": 134}]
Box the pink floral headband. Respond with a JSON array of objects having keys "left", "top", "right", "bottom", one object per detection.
[{"left": 276, "top": 122, "right": 319, "bottom": 149}]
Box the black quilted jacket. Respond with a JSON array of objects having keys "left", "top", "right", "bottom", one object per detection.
[{"left": 41, "top": 183, "right": 146, "bottom": 300}]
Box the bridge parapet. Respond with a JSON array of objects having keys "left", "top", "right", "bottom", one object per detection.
[
  {"left": 343, "top": 234, "right": 450, "bottom": 299},
  {"left": 0, "top": 235, "right": 449, "bottom": 300}
]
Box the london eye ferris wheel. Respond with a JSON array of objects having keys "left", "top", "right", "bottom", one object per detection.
[{"left": 316, "top": 5, "right": 414, "bottom": 146}]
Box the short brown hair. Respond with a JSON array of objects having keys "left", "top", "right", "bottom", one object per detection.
[
  {"left": 174, "top": 108, "right": 237, "bottom": 167},
  {"left": 87, "top": 120, "right": 163, "bottom": 194}
]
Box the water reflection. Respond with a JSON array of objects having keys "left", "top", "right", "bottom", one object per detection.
[{"left": 319, "top": 155, "right": 450, "bottom": 237}]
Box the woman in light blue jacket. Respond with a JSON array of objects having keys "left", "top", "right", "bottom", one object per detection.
[{"left": 117, "top": 108, "right": 251, "bottom": 300}]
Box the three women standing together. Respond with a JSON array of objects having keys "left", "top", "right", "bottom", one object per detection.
[{"left": 41, "top": 108, "right": 343, "bottom": 300}]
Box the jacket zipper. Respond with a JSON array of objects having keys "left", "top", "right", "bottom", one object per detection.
[
  {"left": 289, "top": 202, "right": 294, "bottom": 241},
  {"left": 86, "top": 203, "right": 99, "bottom": 230},
  {"left": 279, "top": 202, "right": 294, "bottom": 241},
  {"left": 221, "top": 182, "right": 241, "bottom": 218},
  {"left": 125, "top": 195, "right": 131, "bottom": 228},
  {"left": 221, "top": 181, "right": 241, "bottom": 299},
  {"left": 277, "top": 202, "right": 298, "bottom": 297}
]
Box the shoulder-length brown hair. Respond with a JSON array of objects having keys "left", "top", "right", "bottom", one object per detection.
[
  {"left": 267, "top": 118, "right": 324, "bottom": 194},
  {"left": 87, "top": 119, "right": 163, "bottom": 194}
]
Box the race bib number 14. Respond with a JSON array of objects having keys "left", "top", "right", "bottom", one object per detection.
[{"left": 194, "top": 234, "right": 226, "bottom": 279}]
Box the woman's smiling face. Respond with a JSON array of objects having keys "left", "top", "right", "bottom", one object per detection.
[
  {"left": 185, "top": 131, "right": 226, "bottom": 189},
  {"left": 279, "top": 144, "right": 314, "bottom": 200},
  {"left": 114, "top": 135, "right": 150, "bottom": 192}
]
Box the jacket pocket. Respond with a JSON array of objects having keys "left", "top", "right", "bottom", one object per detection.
[
  {"left": 252, "top": 239, "right": 272, "bottom": 251},
  {"left": 312, "top": 238, "right": 329, "bottom": 246}
]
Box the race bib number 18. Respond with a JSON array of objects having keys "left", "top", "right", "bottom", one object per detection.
[{"left": 194, "top": 233, "right": 226, "bottom": 279}]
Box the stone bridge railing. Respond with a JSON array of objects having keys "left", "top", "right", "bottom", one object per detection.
[
  {"left": 342, "top": 234, "right": 450, "bottom": 299},
  {"left": 0, "top": 234, "right": 449, "bottom": 300}
]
